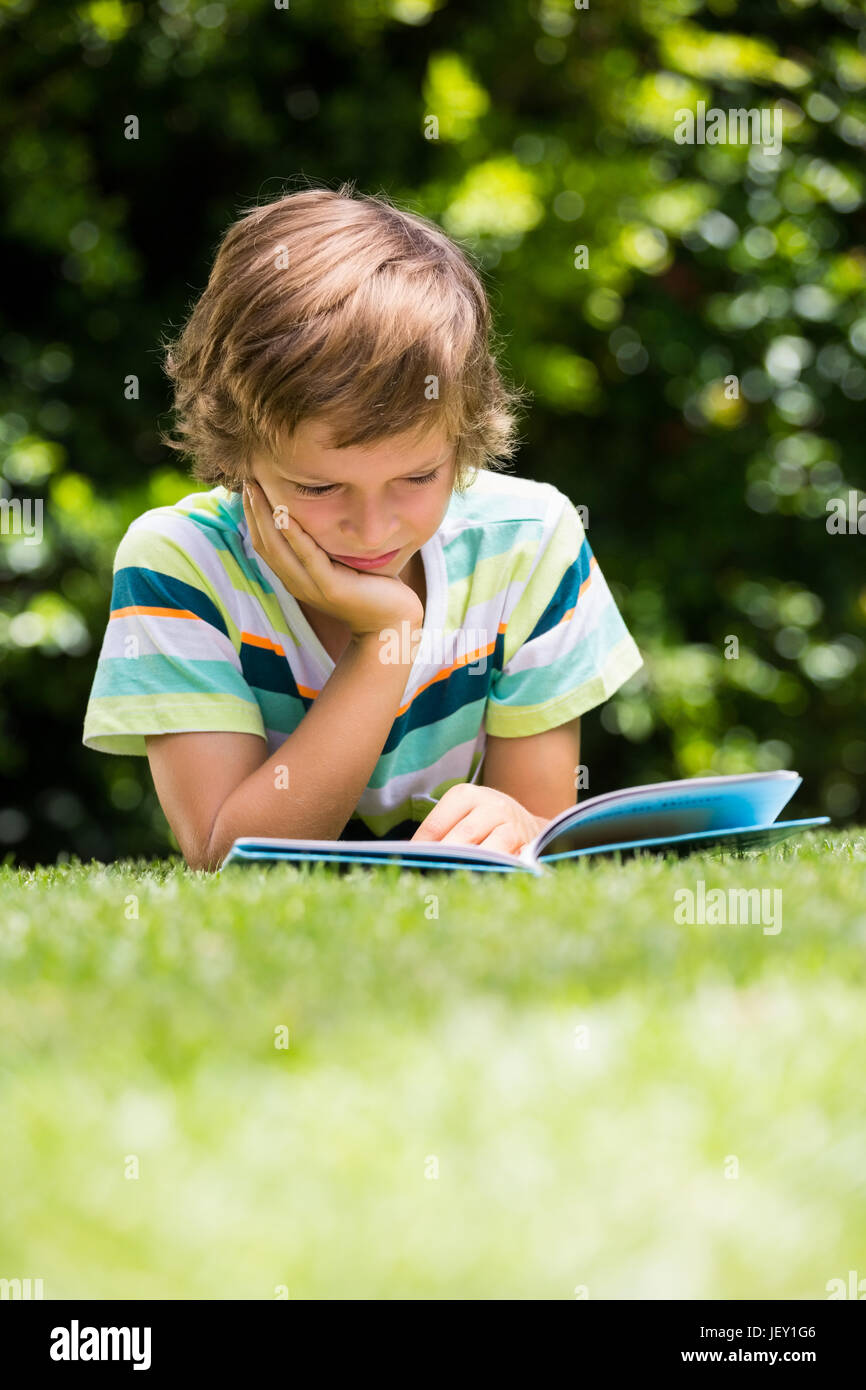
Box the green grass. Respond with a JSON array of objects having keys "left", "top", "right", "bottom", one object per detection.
[{"left": 2, "top": 829, "right": 864, "bottom": 1299}]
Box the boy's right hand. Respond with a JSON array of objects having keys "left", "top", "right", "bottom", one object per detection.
[{"left": 242, "top": 479, "right": 424, "bottom": 638}]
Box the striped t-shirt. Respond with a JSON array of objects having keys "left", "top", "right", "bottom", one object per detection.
[{"left": 82, "top": 468, "right": 644, "bottom": 839}]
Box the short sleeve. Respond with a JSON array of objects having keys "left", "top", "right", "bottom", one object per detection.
[
  {"left": 484, "top": 489, "right": 644, "bottom": 737},
  {"left": 82, "top": 518, "right": 266, "bottom": 756}
]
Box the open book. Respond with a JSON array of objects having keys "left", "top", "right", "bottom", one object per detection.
[{"left": 218, "top": 770, "right": 829, "bottom": 876}]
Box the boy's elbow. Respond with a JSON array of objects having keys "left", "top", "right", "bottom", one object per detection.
[
  {"left": 197, "top": 825, "right": 230, "bottom": 872},
  {"left": 179, "top": 841, "right": 216, "bottom": 873},
  {"left": 181, "top": 816, "right": 226, "bottom": 873},
  {"left": 185, "top": 846, "right": 219, "bottom": 873}
]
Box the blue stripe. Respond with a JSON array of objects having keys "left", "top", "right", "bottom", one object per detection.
[
  {"left": 252, "top": 688, "right": 308, "bottom": 733},
  {"left": 112, "top": 567, "right": 229, "bottom": 638},
  {"left": 445, "top": 518, "right": 543, "bottom": 584},
  {"left": 491, "top": 603, "right": 632, "bottom": 708},
  {"left": 239, "top": 628, "right": 507, "bottom": 747},
  {"left": 379, "top": 629, "right": 506, "bottom": 753},
  {"left": 526, "top": 537, "right": 593, "bottom": 642},
  {"left": 239, "top": 640, "right": 302, "bottom": 695}
]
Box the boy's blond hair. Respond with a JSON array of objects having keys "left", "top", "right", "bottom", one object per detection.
[{"left": 158, "top": 180, "right": 529, "bottom": 495}]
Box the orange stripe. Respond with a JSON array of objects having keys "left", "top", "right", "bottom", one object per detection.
[
  {"left": 249, "top": 561, "right": 595, "bottom": 699},
  {"left": 392, "top": 558, "right": 597, "bottom": 711},
  {"left": 297, "top": 625, "right": 509, "bottom": 710},
  {"left": 554, "top": 557, "right": 596, "bottom": 625},
  {"left": 110, "top": 605, "right": 200, "bottom": 620},
  {"left": 579, "top": 555, "right": 597, "bottom": 598},
  {"left": 240, "top": 630, "right": 286, "bottom": 657},
  {"left": 393, "top": 620, "right": 508, "bottom": 715}
]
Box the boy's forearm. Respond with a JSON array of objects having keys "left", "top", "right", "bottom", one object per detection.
[{"left": 204, "top": 628, "right": 419, "bottom": 868}]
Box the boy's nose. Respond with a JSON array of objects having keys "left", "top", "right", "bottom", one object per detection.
[{"left": 340, "top": 514, "right": 401, "bottom": 553}]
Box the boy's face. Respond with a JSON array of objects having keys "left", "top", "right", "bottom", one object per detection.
[{"left": 247, "top": 418, "right": 457, "bottom": 580}]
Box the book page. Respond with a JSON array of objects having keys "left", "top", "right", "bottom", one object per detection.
[{"left": 222, "top": 836, "right": 541, "bottom": 874}]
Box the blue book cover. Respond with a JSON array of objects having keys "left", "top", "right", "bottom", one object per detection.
[{"left": 218, "top": 771, "right": 830, "bottom": 875}]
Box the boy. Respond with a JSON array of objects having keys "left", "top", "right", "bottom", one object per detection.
[{"left": 82, "top": 184, "right": 643, "bottom": 870}]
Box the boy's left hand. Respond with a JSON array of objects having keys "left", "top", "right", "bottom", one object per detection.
[{"left": 409, "top": 784, "right": 544, "bottom": 855}]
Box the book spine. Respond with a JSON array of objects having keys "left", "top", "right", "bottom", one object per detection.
[{"left": 517, "top": 843, "right": 548, "bottom": 876}]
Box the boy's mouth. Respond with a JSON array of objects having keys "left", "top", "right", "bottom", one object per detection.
[{"left": 330, "top": 548, "right": 401, "bottom": 569}]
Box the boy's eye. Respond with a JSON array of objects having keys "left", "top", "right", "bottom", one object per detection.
[{"left": 292, "top": 468, "right": 440, "bottom": 498}]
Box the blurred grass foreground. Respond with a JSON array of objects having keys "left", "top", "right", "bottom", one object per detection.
[{"left": 2, "top": 828, "right": 864, "bottom": 1299}]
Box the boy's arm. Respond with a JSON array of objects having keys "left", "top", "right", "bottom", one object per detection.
[
  {"left": 479, "top": 715, "right": 581, "bottom": 826},
  {"left": 146, "top": 628, "right": 420, "bottom": 871}
]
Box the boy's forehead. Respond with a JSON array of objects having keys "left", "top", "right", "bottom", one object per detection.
[{"left": 277, "top": 419, "right": 452, "bottom": 466}]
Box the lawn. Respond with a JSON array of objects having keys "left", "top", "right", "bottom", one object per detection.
[{"left": 1, "top": 828, "right": 864, "bottom": 1300}]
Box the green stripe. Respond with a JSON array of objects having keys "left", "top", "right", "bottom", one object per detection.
[
  {"left": 429, "top": 747, "right": 485, "bottom": 801},
  {"left": 501, "top": 504, "right": 583, "bottom": 665},
  {"left": 346, "top": 746, "right": 486, "bottom": 837},
  {"left": 491, "top": 603, "right": 633, "bottom": 709},
  {"left": 367, "top": 699, "right": 488, "bottom": 789},
  {"left": 485, "top": 637, "right": 643, "bottom": 737},
  {"left": 446, "top": 516, "right": 541, "bottom": 581},
  {"left": 346, "top": 793, "right": 427, "bottom": 837},
  {"left": 253, "top": 688, "right": 307, "bottom": 731},
  {"left": 249, "top": 695, "right": 488, "bottom": 788},
  {"left": 115, "top": 529, "right": 241, "bottom": 650},
  {"left": 83, "top": 692, "right": 266, "bottom": 756},
  {"left": 174, "top": 488, "right": 233, "bottom": 528},
  {"left": 443, "top": 537, "right": 543, "bottom": 628},
  {"left": 451, "top": 478, "right": 547, "bottom": 527},
  {"left": 91, "top": 655, "right": 257, "bottom": 699}
]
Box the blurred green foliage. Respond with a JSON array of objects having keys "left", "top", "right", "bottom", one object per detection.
[{"left": 1, "top": 0, "right": 864, "bottom": 865}]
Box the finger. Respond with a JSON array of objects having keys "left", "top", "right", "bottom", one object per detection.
[
  {"left": 275, "top": 517, "right": 336, "bottom": 593},
  {"left": 242, "top": 485, "right": 266, "bottom": 550},
  {"left": 246, "top": 480, "right": 285, "bottom": 543},
  {"left": 411, "top": 811, "right": 470, "bottom": 843},
  {"left": 411, "top": 812, "right": 458, "bottom": 843},
  {"left": 409, "top": 785, "right": 477, "bottom": 841},
  {"left": 438, "top": 810, "right": 499, "bottom": 846},
  {"left": 245, "top": 482, "right": 301, "bottom": 567},
  {"left": 478, "top": 823, "right": 525, "bottom": 854},
  {"left": 410, "top": 811, "right": 438, "bottom": 841},
  {"left": 244, "top": 485, "right": 340, "bottom": 616},
  {"left": 408, "top": 795, "right": 458, "bottom": 834},
  {"left": 248, "top": 483, "right": 325, "bottom": 568}
]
